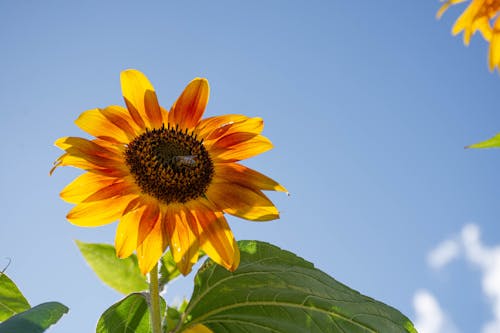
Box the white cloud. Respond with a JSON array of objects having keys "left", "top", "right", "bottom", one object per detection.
[
  {"left": 460, "top": 224, "right": 500, "bottom": 333},
  {"left": 413, "top": 289, "right": 459, "bottom": 333},
  {"left": 425, "top": 224, "right": 500, "bottom": 333},
  {"left": 428, "top": 239, "right": 460, "bottom": 269}
]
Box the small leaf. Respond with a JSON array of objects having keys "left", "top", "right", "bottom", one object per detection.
[
  {"left": 96, "top": 293, "right": 166, "bottom": 333},
  {"left": 180, "top": 240, "right": 417, "bottom": 333},
  {"left": 0, "top": 273, "right": 30, "bottom": 321},
  {"left": 467, "top": 132, "right": 500, "bottom": 148},
  {"left": 0, "top": 302, "right": 68, "bottom": 333},
  {"left": 159, "top": 250, "right": 181, "bottom": 291},
  {"left": 76, "top": 241, "right": 148, "bottom": 294}
]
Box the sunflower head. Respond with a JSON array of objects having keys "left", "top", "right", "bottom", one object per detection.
[{"left": 52, "top": 69, "right": 287, "bottom": 275}]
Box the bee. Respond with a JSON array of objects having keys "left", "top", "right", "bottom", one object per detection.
[{"left": 172, "top": 155, "right": 197, "bottom": 167}]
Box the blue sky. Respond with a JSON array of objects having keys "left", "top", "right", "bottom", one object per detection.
[{"left": 1, "top": 1, "right": 500, "bottom": 332}]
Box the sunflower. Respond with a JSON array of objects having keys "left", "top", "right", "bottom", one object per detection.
[
  {"left": 437, "top": 0, "right": 500, "bottom": 71},
  {"left": 52, "top": 69, "right": 286, "bottom": 275}
]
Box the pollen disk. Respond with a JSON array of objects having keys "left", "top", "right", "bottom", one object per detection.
[{"left": 125, "top": 125, "right": 214, "bottom": 204}]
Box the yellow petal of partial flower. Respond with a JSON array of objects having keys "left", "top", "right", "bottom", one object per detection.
[
  {"left": 60, "top": 172, "right": 118, "bottom": 203},
  {"left": 489, "top": 18, "right": 500, "bottom": 70},
  {"left": 189, "top": 200, "right": 239, "bottom": 271},
  {"left": 207, "top": 182, "right": 280, "bottom": 221},
  {"left": 214, "top": 163, "right": 288, "bottom": 193},
  {"left": 169, "top": 78, "right": 209, "bottom": 129},
  {"left": 436, "top": 0, "right": 467, "bottom": 19},
  {"left": 211, "top": 134, "right": 273, "bottom": 162},
  {"left": 137, "top": 210, "right": 167, "bottom": 275},
  {"left": 164, "top": 205, "right": 200, "bottom": 275},
  {"left": 120, "top": 69, "right": 163, "bottom": 129},
  {"left": 67, "top": 193, "right": 138, "bottom": 226},
  {"left": 182, "top": 324, "right": 214, "bottom": 333}
]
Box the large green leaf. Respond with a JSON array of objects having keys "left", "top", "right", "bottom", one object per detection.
[
  {"left": 96, "top": 293, "right": 166, "bottom": 333},
  {"left": 76, "top": 241, "right": 148, "bottom": 294},
  {"left": 467, "top": 132, "right": 500, "bottom": 148},
  {"left": 0, "top": 302, "right": 68, "bottom": 333},
  {"left": 0, "top": 273, "right": 30, "bottom": 321},
  {"left": 180, "top": 241, "right": 416, "bottom": 333}
]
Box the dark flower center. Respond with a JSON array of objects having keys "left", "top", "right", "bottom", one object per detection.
[{"left": 125, "top": 124, "right": 214, "bottom": 204}]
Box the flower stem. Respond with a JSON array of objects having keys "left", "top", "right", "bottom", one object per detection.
[{"left": 149, "top": 263, "right": 162, "bottom": 333}]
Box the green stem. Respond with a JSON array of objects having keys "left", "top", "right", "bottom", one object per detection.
[{"left": 149, "top": 264, "right": 162, "bottom": 333}]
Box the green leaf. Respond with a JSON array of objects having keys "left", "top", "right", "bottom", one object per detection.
[
  {"left": 0, "top": 273, "right": 30, "bottom": 321},
  {"left": 96, "top": 293, "right": 166, "bottom": 333},
  {"left": 159, "top": 250, "right": 182, "bottom": 291},
  {"left": 166, "top": 299, "right": 189, "bottom": 332},
  {"left": 76, "top": 240, "right": 148, "bottom": 294},
  {"left": 0, "top": 302, "right": 68, "bottom": 333},
  {"left": 180, "top": 240, "right": 416, "bottom": 333},
  {"left": 467, "top": 132, "right": 500, "bottom": 148}
]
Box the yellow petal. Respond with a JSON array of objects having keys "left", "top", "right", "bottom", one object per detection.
[
  {"left": 67, "top": 193, "right": 138, "bottom": 226},
  {"left": 164, "top": 205, "right": 200, "bottom": 275},
  {"left": 50, "top": 153, "right": 128, "bottom": 178},
  {"left": 210, "top": 134, "right": 273, "bottom": 162},
  {"left": 169, "top": 78, "right": 209, "bottom": 129},
  {"left": 195, "top": 114, "right": 249, "bottom": 138},
  {"left": 182, "top": 324, "right": 213, "bottom": 333},
  {"left": 436, "top": 0, "right": 467, "bottom": 19},
  {"left": 120, "top": 69, "right": 163, "bottom": 129},
  {"left": 489, "top": 18, "right": 500, "bottom": 70},
  {"left": 60, "top": 172, "right": 118, "bottom": 203},
  {"left": 55, "top": 136, "right": 123, "bottom": 162},
  {"left": 137, "top": 209, "right": 167, "bottom": 275},
  {"left": 115, "top": 205, "right": 145, "bottom": 258},
  {"left": 214, "top": 163, "right": 287, "bottom": 193},
  {"left": 188, "top": 200, "right": 240, "bottom": 271},
  {"left": 137, "top": 201, "right": 160, "bottom": 248},
  {"left": 196, "top": 115, "right": 263, "bottom": 144},
  {"left": 75, "top": 107, "right": 134, "bottom": 144},
  {"left": 207, "top": 182, "right": 279, "bottom": 221}
]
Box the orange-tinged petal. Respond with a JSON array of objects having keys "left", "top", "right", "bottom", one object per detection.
[
  {"left": 210, "top": 134, "right": 273, "bottom": 162},
  {"left": 164, "top": 205, "right": 200, "bottom": 275},
  {"left": 82, "top": 181, "right": 136, "bottom": 202},
  {"left": 120, "top": 69, "right": 163, "bottom": 129},
  {"left": 183, "top": 324, "right": 213, "bottom": 333},
  {"left": 75, "top": 107, "right": 133, "bottom": 144},
  {"left": 102, "top": 105, "right": 143, "bottom": 138},
  {"left": 196, "top": 115, "right": 263, "bottom": 144},
  {"left": 55, "top": 137, "right": 123, "bottom": 162},
  {"left": 67, "top": 193, "right": 138, "bottom": 226},
  {"left": 169, "top": 78, "right": 209, "bottom": 129},
  {"left": 115, "top": 205, "right": 145, "bottom": 258},
  {"left": 160, "top": 106, "right": 170, "bottom": 125},
  {"left": 53, "top": 137, "right": 129, "bottom": 177},
  {"left": 188, "top": 200, "right": 239, "bottom": 271},
  {"left": 207, "top": 182, "right": 280, "bottom": 221},
  {"left": 195, "top": 114, "right": 249, "bottom": 138},
  {"left": 137, "top": 210, "right": 167, "bottom": 274},
  {"left": 137, "top": 201, "right": 160, "bottom": 248},
  {"left": 214, "top": 163, "right": 288, "bottom": 193},
  {"left": 60, "top": 172, "right": 118, "bottom": 203},
  {"left": 51, "top": 153, "right": 128, "bottom": 177}
]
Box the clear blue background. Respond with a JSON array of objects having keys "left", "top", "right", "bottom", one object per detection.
[{"left": 1, "top": 1, "right": 499, "bottom": 332}]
